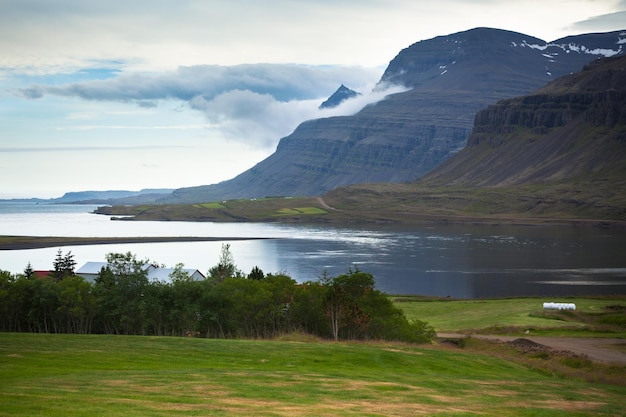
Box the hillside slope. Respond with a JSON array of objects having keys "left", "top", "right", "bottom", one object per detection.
[
  {"left": 421, "top": 55, "right": 626, "bottom": 187},
  {"left": 165, "top": 28, "right": 625, "bottom": 204},
  {"left": 323, "top": 55, "right": 626, "bottom": 222},
  {"left": 99, "top": 55, "right": 626, "bottom": 224}
]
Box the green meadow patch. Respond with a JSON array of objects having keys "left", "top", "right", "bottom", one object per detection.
[
  {"left": 1, "top": 333, "right": 625, "bottom": 416},
  {"left": 275, "top": 207, "right": 328, "bottom": 216},
  {"left": 193, "top": 202, "right": 226, "bottom": 209},
  {"left": 97, "top": 197, "right": 332, "bottom": 222},
  {"left": 394, "top": 297, "right": 626, "bottom": 337}
]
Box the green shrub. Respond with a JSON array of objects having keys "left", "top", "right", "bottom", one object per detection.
[{"left": 560, "top": 356, "right": 593, "bottom": 369}]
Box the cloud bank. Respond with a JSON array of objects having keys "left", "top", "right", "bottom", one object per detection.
[
  {"left": 571, "top": 10, "right": 626, "bottom": 33},
  {"left": 5, "top": 0, "right": 624, "bottom": 198},
  {"left": 189, "top": 82, "right": 408, "bottom": 148},
  {"left": 15, "top": 64, "right": 405, "bottom": 149},
  {"left": 17, "top": 64, "right": 379, "bottom": 103},
  {"left": 3, "top": 0, "right": 624, "bottom": 76}
]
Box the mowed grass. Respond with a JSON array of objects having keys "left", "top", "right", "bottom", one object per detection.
[
  {"left": 1, "top": 333, "right": 625, "bottom": 416},
  {"left": 394, "top": 297, "right": 626, "bottom": 336}
]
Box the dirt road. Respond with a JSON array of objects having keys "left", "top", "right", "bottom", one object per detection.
[
  {"left": 438, "top": 333, "right": 626, "bottom": 364},
  {"left": 316, "top": 197, "right": 339, "bottom": 211}
]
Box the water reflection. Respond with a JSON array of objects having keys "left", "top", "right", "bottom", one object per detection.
[{"left": 0, "top": 203, "right": 625, "bottom": 298}]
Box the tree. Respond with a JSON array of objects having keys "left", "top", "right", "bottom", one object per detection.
[
  {"left": 168, "top": 271, "right": 205, "bottom": 337},
  {"left": 51, "top": 249, "right": 76, "bottom": 281},
  {"left": 324, "top": 270, "right": 375, "bottom": 340},
  {"left": 169, "top": 263, "right": 193, "bottom": 283},
  {"left": 318, "top": 269, "right": 331, "bottom": 285},
  {"left": 214, "top": 273, "right": 297, "bottom": 338},
  {"left": 319, "top": 269, "right": 435, "bottom": 343},
  {"left": 23, "top": 262, "right": 35, "bottom": 279},
  {"left": 208, "top": 243, "right": 239, "bottom": 282},
  {"left": 93, "top": 252, "right": 149, "bottom": 335},
  {"left": 291, "top": 281, "right": 329, "bottom": 337},
  {"left": 247, "top": 266, "right": 265, "bottom": 280},
  {"left": 0, "top": 270, "right": 15, "bottom": 331},
  {"left": 141, "top": 280, "right": 171, "bottom": 336},
  {"left": 57, "top": 275, "right": 96, "bottom": 334},
  {"left": 105, "top": 252, "right": 146, "bottom": 277},
  {"left": 29, "top": 277, "right": 60, "bottom": 333}
]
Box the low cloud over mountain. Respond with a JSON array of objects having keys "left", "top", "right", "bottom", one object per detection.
[{"left": 15, "top": 63, "right": 405, "bottom": 149}]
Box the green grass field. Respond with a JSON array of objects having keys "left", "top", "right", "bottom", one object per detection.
[
  {"left": 1, "top": 332, "right": 625, "bottom": 416},
  {"left": 193, "top": 202, "right": 226, "bottom": 209},
  {"left": 394, "top": 297, "right": 626, "bottom": 336},
  {"left": 276, "top": 207, "right": 328, "bottom": 216}
]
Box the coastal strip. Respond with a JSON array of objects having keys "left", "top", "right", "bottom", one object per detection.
[{"left": 0, "top": 235, "right": 272, "bottom": 250}]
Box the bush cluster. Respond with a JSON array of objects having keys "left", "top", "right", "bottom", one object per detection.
[{"left": 0, "top": 251, "right": 435, "bottom": 343}]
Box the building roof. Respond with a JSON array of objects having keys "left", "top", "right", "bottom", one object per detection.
[
  {"left": 146, "top": 266, "right": 205, "bottom": 281},
  {"left": 76, "top": 262, "right": 205, "bottom": 282},
  {"left": 76, "top": 262, "right": 108, "bottom": 275}
]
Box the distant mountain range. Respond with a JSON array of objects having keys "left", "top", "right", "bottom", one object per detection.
[
  {"left": 3, "top": 189, "right": 173, "bottom": 204},
  {"left": 162, "top": 27, "right": 625, "bottom": 204}
]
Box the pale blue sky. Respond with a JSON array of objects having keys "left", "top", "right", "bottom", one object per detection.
[{"left": 1, "top": 0, "right": 624, "bottom": 198}]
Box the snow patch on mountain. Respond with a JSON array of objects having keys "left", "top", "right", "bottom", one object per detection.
[
  {"left": 514, "top": 38, "right": 623, "bottom": 58},
  {"left": 517, "top": 40, "right": 548, "bottom": 51},
  {"left": 561, "top": 43, "right": 622, "bottom": 57}
]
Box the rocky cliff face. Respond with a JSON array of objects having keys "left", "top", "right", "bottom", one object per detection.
[
  {"left": 421, "top": 55, "right": 626, "bottom": 187},
  {"left": 166, "top": 28, "right": 625, "bottom": 203}
]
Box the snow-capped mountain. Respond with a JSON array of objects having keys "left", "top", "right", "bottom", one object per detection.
[{"left": 165, "top": 28, "right": 625, "bottom": 203}]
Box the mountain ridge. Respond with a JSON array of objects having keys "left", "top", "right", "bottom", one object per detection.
[
  {"left": 420, "top": 55, "right": 626, "bottom": 187},
  {"left": 92, "top": 53, "right": 626, "bottom": 224},
  {"left": 0, "top": 189, "right": 174, "bottom": 204},
  {"left": 321, "top": 54, "right": 626, "bottom": 223},
  {"left": 163, "top": 27, "right": 625, "bottom": 204}
]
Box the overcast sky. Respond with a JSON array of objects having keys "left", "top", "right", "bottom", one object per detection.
[{"left": 1, "top": 0, "right": 625, "bottom": 199}]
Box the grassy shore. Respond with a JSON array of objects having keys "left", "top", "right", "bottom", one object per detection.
[
  {"left": 90, "top": 184, "right": 626, "bottom": 226},
  {"left": 1, "top": 332, "right": 625, "bottom": 416},
  {"left": 0, "top": 235, "right": 270, "bottom": 250}
]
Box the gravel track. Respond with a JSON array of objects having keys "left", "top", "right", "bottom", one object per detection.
[{"left": 438, "top": 333, "right": 626, "bottom": 364}]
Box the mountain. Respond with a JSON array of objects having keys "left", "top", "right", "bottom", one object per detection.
[
  {"left": 165, "top": 28, "right": 625, "bottom": 204},
  {"left": 319, "top": 84, "right": 360, "bottom": 109},
  {"left": 322, "top": 54, "right": 626, "bottom": 222},
  {"left": 53, "top": 189, "right": 174, "bottom": 204},
  {"left": 421, "top": 55, "right": 626, "bottom": 187},
  {"left": 92, "top": 55, "right": 626, "bottom": 223}
]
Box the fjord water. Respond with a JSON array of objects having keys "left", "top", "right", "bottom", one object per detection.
[{"left": 1, "top": 202, "right": 625, "bottom": 298}]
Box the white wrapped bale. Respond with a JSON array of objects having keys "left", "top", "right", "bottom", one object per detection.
[{"left": 543, "top": 302, "right": 576, "bottom": 310}]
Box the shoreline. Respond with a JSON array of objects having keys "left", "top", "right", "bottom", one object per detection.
[{"left": 0, "top": 236, "right": 272, "bottom": 250}]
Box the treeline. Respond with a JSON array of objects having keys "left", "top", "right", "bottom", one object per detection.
[{"left": 0, "top": 249, "right": 435, "bottom": 343}]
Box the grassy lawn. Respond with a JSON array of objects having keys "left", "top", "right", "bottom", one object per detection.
[
  {"left": 394, "top": 297, "right": 626, "bottom": 337},
  {"left": 1, "top": 333, "right": 625, "bottom": 416}
]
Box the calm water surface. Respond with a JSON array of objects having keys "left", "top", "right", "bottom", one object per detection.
[{"left": 1, "top": 202, "right": 625, "bottom": 298}]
